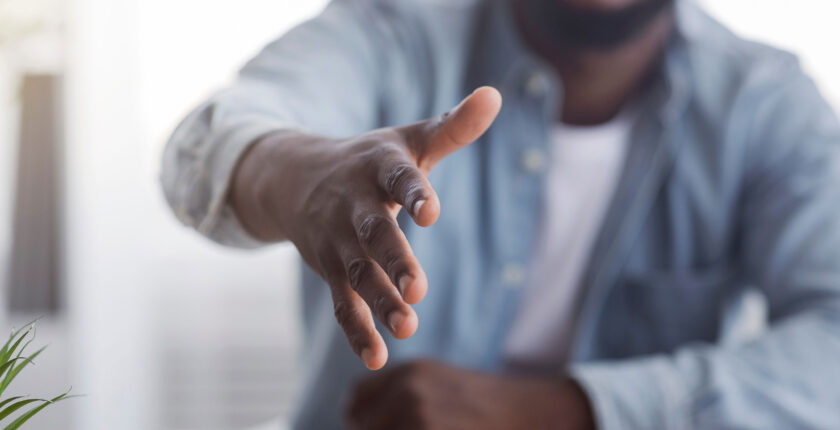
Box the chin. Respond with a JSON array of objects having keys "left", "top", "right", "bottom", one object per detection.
[{"left": 559, "top": 0, "right": 646, "bottom": 10}]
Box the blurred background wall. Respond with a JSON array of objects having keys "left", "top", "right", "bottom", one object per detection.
[{"left": 0, "top": 0, "right": 838, "bottom": 429}]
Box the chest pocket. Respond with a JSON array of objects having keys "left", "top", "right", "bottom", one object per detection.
[{"left": 596, "top": 267, "right": 735, "bottom": 359}]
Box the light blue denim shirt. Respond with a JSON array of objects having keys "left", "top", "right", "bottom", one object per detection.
[{"left": 161, "top": 0, "right": 840, "bottom": 428}]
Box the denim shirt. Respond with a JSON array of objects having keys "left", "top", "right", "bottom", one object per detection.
[{"left": 161, "top": 0, "right": 840, "bottom": 428}]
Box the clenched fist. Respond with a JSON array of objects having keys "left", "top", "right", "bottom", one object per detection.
[
  {"left": 346, "top": 360, "right": 595, "bottom": 430},
  {"left": 231, "top": 87, "right": 503, "bottom": 369}
]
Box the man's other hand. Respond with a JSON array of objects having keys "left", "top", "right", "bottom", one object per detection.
[
  {"left": 345, "top": 360, "right": 596, "bottom": 430},
  {"left": 231, "top": 87, "right": 503, "bottom": 370}
]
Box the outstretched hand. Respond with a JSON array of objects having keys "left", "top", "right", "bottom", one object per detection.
[{"left": 231, "top": 87, "right": 503, "bottom": 369}]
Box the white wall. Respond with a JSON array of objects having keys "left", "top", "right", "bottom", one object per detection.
[{"left": 700, "top": 0, "right": 840, "bottom": 110}]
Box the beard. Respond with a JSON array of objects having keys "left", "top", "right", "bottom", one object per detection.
[{"left": 522, "top": 0, "right": 675, "bottom": 50}]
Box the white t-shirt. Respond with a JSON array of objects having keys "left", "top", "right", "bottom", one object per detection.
[{"left": 504, "top": 108, "right": 636, "bottom": 370}]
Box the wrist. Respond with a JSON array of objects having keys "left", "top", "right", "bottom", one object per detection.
[{"left": 229, "top": 130, "right": 304, "bottom": 242}]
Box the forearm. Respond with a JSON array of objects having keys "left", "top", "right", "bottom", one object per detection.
[{"left": 229, "top": 130, "right": 300, "bottom": 243}]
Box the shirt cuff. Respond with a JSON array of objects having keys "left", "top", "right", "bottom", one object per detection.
[{"left": 568, "top": 356, "right": 694, "bottom": 430}]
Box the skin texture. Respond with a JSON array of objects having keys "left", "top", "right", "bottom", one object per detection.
[
  {"left": 231, "top": 87, "right": 503, "bottom": 370},
  {"left": 345, "top": 360, "right": 595, "bottom": 430}
]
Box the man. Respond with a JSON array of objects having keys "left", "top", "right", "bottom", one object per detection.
[{"left": 162, "top": 0, "right": 840, "bottom": 428}]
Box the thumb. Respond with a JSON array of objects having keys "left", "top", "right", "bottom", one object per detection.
[{"left": 405, "top": 86, "right": 502, "bottom": 170}]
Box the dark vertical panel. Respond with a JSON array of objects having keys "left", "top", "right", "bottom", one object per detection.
[{"left": 7, "top": 74, "right": 63, "bottom": 313}]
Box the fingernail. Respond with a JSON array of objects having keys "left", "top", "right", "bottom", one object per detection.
[
  {"left": 412, "top": 199, "right": 426, "bottom": 217},
  {"left": 388, "top": 311, "right": 404, "bottom": 333},
  {"left": 398, "top": 275, "right": 412, "bottom": 297},
  {"left": 361, "top": 348, "right": 374, "bottom": 366}
]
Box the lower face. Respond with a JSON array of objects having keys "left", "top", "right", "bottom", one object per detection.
[
  {"left": 515, "top": 0, "right": 675, "bottom": 50},
  {"left": 559, "top": 0, "right": 650, "bottom": 10}
]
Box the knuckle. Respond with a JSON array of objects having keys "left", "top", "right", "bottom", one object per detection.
[
  {"left": 333, "top": 300, "right": 355, "bottom": 328},
  {"left": 371, "top": 294, "right": 389, "bottom": 318},
  {"left": 382, "top": 248, "right": 407, "bottom": 276},
  {"left": 333, "top": 304, "right": 369, "bottom": 355},
  {"left": 383, "top": 163, "right": 418, "bottom": 197},
  {"left": 357, "top": 214, "right": 393, "bottom": 248},
  {"left": 346, "top": 258, "right": 372, "bottom": 292}
]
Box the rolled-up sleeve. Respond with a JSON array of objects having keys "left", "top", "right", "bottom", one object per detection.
[
  {"left": 161, "top": 0, "right": 400, "bottom": 247},
  {"left": 161, "top": 99, "right": 289, "bottom": 247},
  {"left": 570, "top": 68, "right": 840, "bottom": 429}
]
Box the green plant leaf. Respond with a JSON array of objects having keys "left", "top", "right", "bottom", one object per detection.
[
  {"left": 0, "top": 329, "right": 32, "bottom": 376},
  {"left": 0, "top": 398, "right": 23, "bottom": 412},
  {"left": 0, "top": 358, "right": 31, "bottom": 385},
  {"left": 3, "top": 391, "right": 78, "bottom": 430},
  {"left": 10, "top": 338, "right": 33, "bottom": 367},
  {"left": 0, "top": 399, "right": 44, "bottom": 421},
  {"left": 0, "top": 320, "right": 39, "bottom": 363},
  {"left": 0, "top": 347, "right": 45, "bottom": 398},
  {"left": 0, "top": 335, "right": 20, "bottom": 368},
  {"left": 0, "top": 347, "right": 44, "bottom": 393},
  {"left": 0, "top": 328, "right": 22, "bottom": 361}
]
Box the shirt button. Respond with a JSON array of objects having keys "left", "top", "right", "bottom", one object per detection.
[
  {"left": 502, "top": 263, "right": 526, "bottom": 288},
  {"left": 520, "top": 148, "right": 548, "bottom": 174},
  {"left": 524, "top": 72, "right": 547, "bottom": 97}
]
